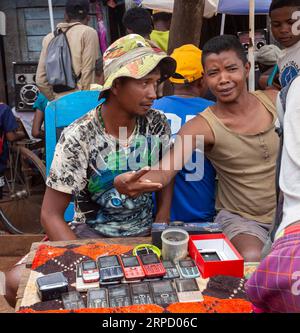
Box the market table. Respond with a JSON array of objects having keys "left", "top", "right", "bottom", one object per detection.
[{"left": 15, "top": 237, "right": 257, "bottom": 313}]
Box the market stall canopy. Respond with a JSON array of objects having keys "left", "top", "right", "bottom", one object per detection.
[
  {"left": 218, "top": 0, "right": 272, "bottom": 15},
  {"left": 142, "top": 0, "right": 272, "bottom": 17},
  {"left": 141, "top": 0, "right": 219, "bottom": 18}
]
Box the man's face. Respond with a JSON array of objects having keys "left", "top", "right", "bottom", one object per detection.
[
  {"left": 271, "top": 6, "right": 300, "bottom": 48},
  {"left": 203, "top": 50, "right": 250, "bottom": 104},
  {"left": 112, "top": 70, "right": 160, "bottom": 116}
]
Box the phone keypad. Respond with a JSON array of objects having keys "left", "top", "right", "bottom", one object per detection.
[
  {"left": 180, "top": 267, "right": 200, "bottom": 278},
  {"left": 125, "top": 267, "right": 144, "bottom": 279},
  {"left": 153, "top": 293, "right": 178, "bottom": 306},
  {"left": 88, "top": 299, "right": 108, "bottom": 308},
  {"left": 100, "top": 267, "right": 123, "bottom": 282},
  {"left": 164, "top": 268, "right": 180, "bottom": 280},
  {"left": 109, "top": 296, "right": 131, "bottom": 308},
  {"left": 132, "top": 294, "right": 153, "bottom": 305},
  {"left": 144, "top": 264, "right": 165, "bottom": 277}
]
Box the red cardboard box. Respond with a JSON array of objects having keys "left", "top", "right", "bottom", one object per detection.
[{"left": 188, "top": 234, "right": 244, "bottom": 278}]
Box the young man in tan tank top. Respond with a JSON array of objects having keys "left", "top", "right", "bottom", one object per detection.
[{"left": 114, "top": 35, "right": 279, "bottom": 263}]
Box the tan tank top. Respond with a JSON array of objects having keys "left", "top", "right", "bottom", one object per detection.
[{"left": 200, "top": 91, "right": 279, "bottom": 224}]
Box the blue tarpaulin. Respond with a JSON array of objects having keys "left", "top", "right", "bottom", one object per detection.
[{"left": 218, "top": 0, "right": 272, "bottom": 15}]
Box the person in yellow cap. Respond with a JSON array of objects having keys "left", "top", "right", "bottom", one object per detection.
[{"left": 152, "top": 44, "right": 216, "bottom": 224}]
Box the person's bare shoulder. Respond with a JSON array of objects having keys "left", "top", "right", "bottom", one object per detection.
[
  {"left": 262, "top": 89, "right": 279, "bottom": 105},
  {"left": 178, "top": 111, "right": 215, "bottom": 147}
]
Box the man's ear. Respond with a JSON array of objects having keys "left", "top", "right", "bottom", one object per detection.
[
  {"left": 245, "top": 61, "right": 251, "bottom": 78},
  {"left": 196, "top": 77, "right": 208, "bottom": 94},
  {"left": 111, "top": 79, "right": 121, "bottom": 96},
  {"left": 197, "top": 77, "right": 204, "bottom": 88}
]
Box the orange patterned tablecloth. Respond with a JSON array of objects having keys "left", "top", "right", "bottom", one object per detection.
[{"left": 18, "top": 242, "right": 253, "bottom": 313}]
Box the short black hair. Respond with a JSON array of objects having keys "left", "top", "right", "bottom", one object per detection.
[
  {"left": 269, "top": 0, "right": 300, "bottom": 15},
  {"left": 152, "top": 12, "right": 172, "bottom": 23},
  {"left": 122, "top": 7, "right": 153, "bottom": 37},
  {"left": 65, "top": 0, "right": 89, "bottom": 21},
  {"left": 202, "top": 35, "right": 248, "bottom": 66}
]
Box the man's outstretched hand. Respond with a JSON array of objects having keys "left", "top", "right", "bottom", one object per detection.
[{"left": 114, "top": 167, "right": 163, "bottom": 197}]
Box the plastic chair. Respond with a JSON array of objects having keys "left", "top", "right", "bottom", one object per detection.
[{"left": 45, "top": 90, "right": 100, "bottom": 221}]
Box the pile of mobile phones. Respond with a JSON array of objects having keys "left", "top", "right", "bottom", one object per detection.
[
  {"left": 37, "top": 254, "right": 203, "bottom": 309},
  {"left": 62, "top": 278, "right": 203, "bottom": 309},
  {"left": 69, "top": 254, "right": 203, "bottom": 309}
]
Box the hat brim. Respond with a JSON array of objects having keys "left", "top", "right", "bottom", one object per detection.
[
  {"left": 99, "top": 54, "right": 176, "bottom": 99},
  {"left": 169, "top": 72, "right": 203, "bottom": 84}
]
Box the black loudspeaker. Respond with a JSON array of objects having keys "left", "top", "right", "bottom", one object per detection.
[
  {"left": 13, "top": 62, "right": 39, "bottom": 112},
  {"left": 237, "top": 29, "right": 268, "bottom": 52}
]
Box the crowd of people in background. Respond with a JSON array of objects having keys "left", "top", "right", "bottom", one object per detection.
[{"left": 1, "top": 0, "right": 300, "bottom": 313}]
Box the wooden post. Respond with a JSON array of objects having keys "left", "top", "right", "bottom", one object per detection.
[
  {"left": 248, "top": 0, "right": 255, "bottom": 92},
  {"left": 163, "top": 0, "right": 205, "bottom": 96},
  {"left": 167, "top": 0, "right": 205, "bottom": 55}
]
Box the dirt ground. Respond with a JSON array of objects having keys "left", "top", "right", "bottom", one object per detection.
[{"left": 0, "top": 234, "right": 44, "bottom": 313}]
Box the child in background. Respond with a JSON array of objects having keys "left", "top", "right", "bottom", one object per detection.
[
  {"left": 31, "top": 92, "right": 48, "bottom": 139},
  {"left": 255, "top": 44, "right": 282, "bottom": 90},
  {"left": 150, "top": 11, "right": 172, "bottom": 53},
  {"left": 269, "top": 0, "right": 300, "bottom": 87}
]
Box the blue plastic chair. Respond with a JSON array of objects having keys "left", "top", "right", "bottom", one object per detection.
[{"left": 45, "top": 90, "right": 100, "bottom": 221}]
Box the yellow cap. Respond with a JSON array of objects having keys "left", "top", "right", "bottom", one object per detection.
[{"left": 169, "top": 44, "right": 203, "bottom": 84}]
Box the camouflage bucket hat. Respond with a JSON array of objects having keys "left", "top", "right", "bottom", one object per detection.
[{"left": 99, "top": 34, "right": 176, "bottom": 98}]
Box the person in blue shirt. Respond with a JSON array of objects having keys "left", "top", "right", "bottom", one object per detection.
[
  {"left": 31, "top": 92, "right": 49, "bottom": 139},
  {"left": 153, "top": 44, "right": 216, "bottom": 223},
  {"left": 0, "top": 103, "right": 25, "bottom": 199}
]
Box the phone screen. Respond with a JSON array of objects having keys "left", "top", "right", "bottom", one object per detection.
[
  {"left": 151, "top": 281, "right": 173, "bottom": 294},
  {"left": 82, "top": 261, "right": 97, "bottom": 270},
  {"left": 121, "top": 256, "right": 140, "bottom": 268},
  {"left": 99, "top": 255, "right": 119, "bottom": 268},
  {"left": 131, "top": 283, "right": 150, "bottom": 295},
  {"left": 109, "top": 285, "right": 128, "bottom": 297},
  {"left": 140, "top": 253, "right": 159, "bottom": 265},
  {"left": 176, "top": 279, "right": 199, "bottom": 292},
  {"left": 163, "top": 260, "right": 175, "bottom": 269},
  {"left": 88, "top": 289, "right": 106, "bottom": 300}
]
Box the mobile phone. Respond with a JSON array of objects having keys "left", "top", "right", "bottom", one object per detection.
[
  {"left": 97, "top": 255, "right": 124, "bottom": 284},
  {"left": 199, "top": 249, "right": 225, "bottom": 262},
  {"left": 139, "top": 253, "right": 166, "bottom": 278},
  {"left": 61, "top": 291, "right": 85, "bottom": 310},
  {"left": 81, "top": 260, "right": 100, "bottom": 283},
  {"left": 149, "top": 280, "right": 178, "bottom": 306},
  {"left": 119, "top": 255, "right": 145, "bottom": 281},
  {"left": 36, "top": 272, "right": 68, "bottom": 301},
  {"left": 87, "top": 288, "right": 108, "bottom": 308},
  {"left": 175, "top": 278, "right": 203, "bottom": 303},
  {"left": 76, "top": 264, "right": 99, "bottom": 292},
  {"left": 130, "top": 282, "right": 154, "bottom": 305},
  {"left": 108, "top": 284, "right": 131, "bottom": 308},
  {"left": 162, "top": 260, "right": 180, "bottom": 279},
  {"left": 177, "top": 258, "right": 200, "bottom": 279}
]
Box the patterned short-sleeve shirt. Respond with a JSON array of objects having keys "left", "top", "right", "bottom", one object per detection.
[{"left": 46, "top": 106, "right": 171, "bottom": 237}]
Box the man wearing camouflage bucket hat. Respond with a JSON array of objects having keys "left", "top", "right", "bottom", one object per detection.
[
  {"left": 2, "top": 34, "right": 176, "bottom": 308},
  {"left": 41, "top": 34, "right": 176, "bottom": 240}
]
